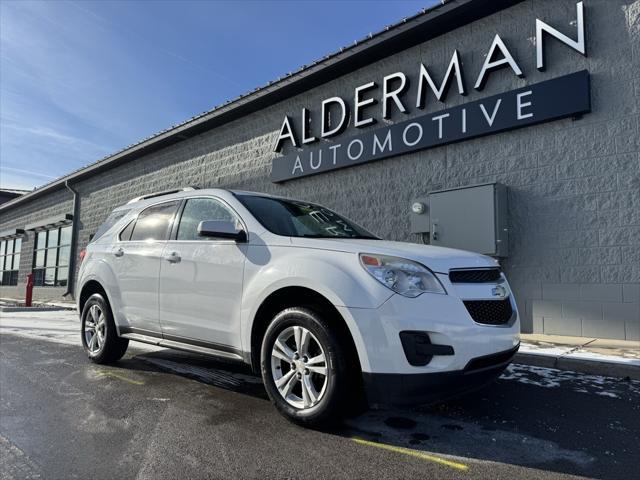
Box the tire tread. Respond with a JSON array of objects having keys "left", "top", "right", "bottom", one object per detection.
[
  {"left": 81, "top": 293, "right": 129, "bottom": 364},
  {"left": 260, "top": 306, "right": 350, "bottom": 427}
]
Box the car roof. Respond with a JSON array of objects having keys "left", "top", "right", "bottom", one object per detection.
[
  {"left": 113, "top": 187, "right": 317, "bottom": 215},
  {"left": 114, "top": 187, "right": 271, "bottom": 211}
]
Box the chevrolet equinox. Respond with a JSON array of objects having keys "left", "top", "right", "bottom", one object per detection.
[{"left": 77, "top": 187, "right": 520, "bottom": 425}]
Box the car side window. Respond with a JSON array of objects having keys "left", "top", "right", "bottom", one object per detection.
[
  {"left": 129, "top": 201, "right": 180, "bottom": 241},
  {"left": 177, "top": 198, "right": 238, "bottom": 241},
  {"left": 92, "top": 209, "right": 130, "bottom": 243},
  {"left": 119, "top": 220, "right": 135, "bottom": 241}
]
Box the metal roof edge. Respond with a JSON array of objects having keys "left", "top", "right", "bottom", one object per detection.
[{"left": 0, "top": 0, "right": 524, "bottom": 213}]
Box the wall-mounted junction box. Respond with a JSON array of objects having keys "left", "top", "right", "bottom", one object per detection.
[
  {"left": 409, "top": 197, "right": 430, "bottom": 236},
  {"left": 410, "top": 183, "right": 508, "bottom": 257}
]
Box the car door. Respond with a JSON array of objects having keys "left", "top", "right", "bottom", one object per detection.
[
  {"left": 111, "top": 200, "right": 180, "bottom": 335},
  {"left": 158, "top": 196, "right": 247, "bottom": 351}
]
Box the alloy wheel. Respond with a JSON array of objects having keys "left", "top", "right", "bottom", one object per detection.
[
  {"left": 270, "top": 326, "right": 328, "bottom": 409},
  {"left": 84, "top": 304, "right": 106, "bottom": 353}
]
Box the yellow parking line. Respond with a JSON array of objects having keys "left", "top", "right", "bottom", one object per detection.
[
  {"left": 96, "top": 371, "right": 145, "bottom": 385},
  {"left": 352, "top": 437, "right": 469, "bottom": 472}
]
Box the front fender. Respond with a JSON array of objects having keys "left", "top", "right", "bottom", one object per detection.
[{"left": 240, "top": 245, "right": 392, "bottom": 355}]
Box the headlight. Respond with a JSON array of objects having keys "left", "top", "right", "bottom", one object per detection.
[{"left": 359, "top": 253, "right": 446, "bottom": 297}]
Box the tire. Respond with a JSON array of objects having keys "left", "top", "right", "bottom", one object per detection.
[
  {"left": 260, "top": 307, "right": 350, "bottom": 427},
  {"left": 80, "top": 293, "right": 129, "bottom": 364}
]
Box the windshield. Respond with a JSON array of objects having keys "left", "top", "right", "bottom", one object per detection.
[{"left": 235, "top": 194, "right": 379, "bottom": 239}]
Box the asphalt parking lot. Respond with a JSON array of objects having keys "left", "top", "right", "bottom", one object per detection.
[{"left": 1, "top": 311, "right": 638, "bottom": 480}]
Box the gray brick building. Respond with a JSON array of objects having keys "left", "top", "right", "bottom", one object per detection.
[{"left": 0, "top": 0, "right": 638, "bottom": 340}]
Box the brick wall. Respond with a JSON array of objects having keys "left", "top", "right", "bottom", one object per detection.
[{"left": 1, "top": 0, "right": 638, "bottom": 339}]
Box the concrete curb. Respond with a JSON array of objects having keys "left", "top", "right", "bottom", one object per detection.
[
  {"left": 0, "top": 306, "right": 73, "bottom": 313},
  {"left": 514, "top": 352, "right": 640, "bottom": 381}
]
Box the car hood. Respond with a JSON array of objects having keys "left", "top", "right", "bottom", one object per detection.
[{"left": 289, "top": 237, "right": 498, "bottom": 273}]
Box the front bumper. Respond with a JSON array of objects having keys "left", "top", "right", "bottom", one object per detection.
[
  {"left": 335, "top": 273, "right": 520, "bottom": 376},
  {"left": 363, "top": 344, "right": 519, "bottom": 406}
]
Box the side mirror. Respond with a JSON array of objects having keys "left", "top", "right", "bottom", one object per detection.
[{"left": 197, "top": 220, "right": 247, "bottom": 242}]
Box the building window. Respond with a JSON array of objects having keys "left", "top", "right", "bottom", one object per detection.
[
  {"left": 33, "top": 225, "right": 72, "bottom": 287},
  {"left": 0, "top": 237, "right": 22, "bottom": 286}
]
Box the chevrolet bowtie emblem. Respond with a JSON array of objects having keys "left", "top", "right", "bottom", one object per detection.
[{"left": 491, "top": 285, "right": 507, "bottom": 299}]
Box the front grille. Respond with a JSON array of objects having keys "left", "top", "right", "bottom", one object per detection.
[
  {"left": 463, "top": 298, "right": 513, "bottom": 325},
  {"left": 449, "top": 268, "right": 502, "bottom": 283}
]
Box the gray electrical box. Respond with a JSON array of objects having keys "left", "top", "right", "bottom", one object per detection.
[
  {"left": 427, "top": 183, "right": 508, "bottom": 257},
  {"left": 409, "top": 197, "right": 430, "bottom": 235}
]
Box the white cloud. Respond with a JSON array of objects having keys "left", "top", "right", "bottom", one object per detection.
[{"left": 0, "top": 167, "right": 54, "bottom": 190}]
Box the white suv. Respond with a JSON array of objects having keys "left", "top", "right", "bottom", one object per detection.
[{"left": 77, "top": 187, "right": 520, "bottom": 425}]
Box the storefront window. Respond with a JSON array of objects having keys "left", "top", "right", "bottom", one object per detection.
[
  {"left": 33, "top": 225, "right": 72, "bottom": 287},
  {"left": 0, "top": 237, "right": 22, "bottom": 286}
]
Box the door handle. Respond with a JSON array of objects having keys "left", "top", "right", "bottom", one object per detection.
[
  {"left": 114, "top": 247, "right": 124, "bottom": 257},
  {"left": 164, "top": 251, "right": 181, "bottom": 263}
]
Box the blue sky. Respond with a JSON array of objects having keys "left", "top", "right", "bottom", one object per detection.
[{"left": 0, "top": 0, "right": 438, "bottom": 190}]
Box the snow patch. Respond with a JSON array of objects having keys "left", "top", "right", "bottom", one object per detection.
[{"left": 502, "top": 364, "right": 640, "bottom": 398}]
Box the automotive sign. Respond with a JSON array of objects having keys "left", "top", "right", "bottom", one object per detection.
[{"left": 271, "top": 71, "right": 590, "bottom": 183}]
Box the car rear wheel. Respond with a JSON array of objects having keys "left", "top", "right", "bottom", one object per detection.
[
  {"left": 81, "top": 293, "right": 129, "bottom": 364},
  {"left": 261, "top": 307, "right": 349, "bottom": 427}
]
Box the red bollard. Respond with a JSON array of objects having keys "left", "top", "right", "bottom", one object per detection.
[{"left": 25, "top": 273, "right": 34, "bottom": 307}]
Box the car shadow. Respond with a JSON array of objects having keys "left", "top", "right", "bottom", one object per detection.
[
  {"left": 113, "top": 347, "right": 639, "bottom": 480},
  {"left": 113, "top": 346, "right": 269, "bottom": 399}
]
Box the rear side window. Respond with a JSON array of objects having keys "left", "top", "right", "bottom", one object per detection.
[
  {"left": 92, "top": 209, "right": 130, "bottom": 242},
  {"left": 119, "top": 220, "right": 135, "bottom": 241},
  {"left": 176, "top": 198, "right": 237, "bottom": 241},
  {"left": 130, "top": 201, "right": 179, "bottom": 241}
]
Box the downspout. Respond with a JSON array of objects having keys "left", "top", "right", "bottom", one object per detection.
[{"left": 63, "top": 180, "right": 80, "bottom": 298}]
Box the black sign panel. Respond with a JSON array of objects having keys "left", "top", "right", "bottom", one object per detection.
[{"left": 271, "top": 70, "right": 591, "bottom": 183}]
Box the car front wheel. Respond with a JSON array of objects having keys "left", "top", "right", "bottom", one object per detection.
[{"left": 261, "top": 307, "right": 350, "bottom": 427}]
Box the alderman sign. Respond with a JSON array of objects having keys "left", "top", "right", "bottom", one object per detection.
[
  {"left": 271, "top": 1, "right": 591, "bottom": 183},
  {"left": 271, "top": 71, "right": 591, "bottom": 183}
]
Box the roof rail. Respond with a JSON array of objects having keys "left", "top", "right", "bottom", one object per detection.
[{"left": 127, "top": 187, "right": 197, "bottom": 204}]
